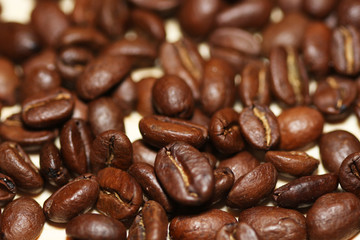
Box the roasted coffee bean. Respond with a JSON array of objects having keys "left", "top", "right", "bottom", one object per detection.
[
  {"left": 302, "top": 22, "right": 331, "bottom": 76},
  {"left": 0, "top": 173, "right": 16, "bottom": 206},
  {"left": 0, "top": 113, "right": 58, "bottom": 151},
  {"left": 102, "top": 37, "right": 157, "bottom": 67},
  {"left": 227, "top": 163, "right": 277, "bottom": 209},
  {"left": 43, "top": 173, "right": 99, "bottom": 223},
  {"left": 0, "top": 22, "right": 40, "bottom": 61},
  {"left": 160, "top": 38, "right": 204, "bottom": 101},
  {"left": 200, "top": 58, "right": 236, "bottom": 116},
  {"left": 320, "top": 130, "right": 360, "bottom": 173},
  {"left": 209, "top": 108, "right": 244, "bottom": 155},
  {"left": 238, "top": 206, "right": 307, "bottom": 240},
  {"left": 190, "top": 108, "right": 211, "bottom": 129},
  {"left": 170, "top": 209, "right": 237, "bottom": 240},
  {"left": 210, "top": 167, "right": 234, "bottom": 205},
  {"left": 132, "top": 139, "right": 158, "bottom": 166},
  {"left": 97, "top": 0, "right": 129, "bottom": 38},
  {"left": 339, "top": 152, "right": 360, "bottom": 197},
  {"left": 96, "top": 167, "right": 143, "bottom": 221},
  {"left": 178, "top": 0, "right": 220, "bottom": 38},
  {"left": 70, "top": 0, "right": 101, "bottom": 27},
  {"left": 88, "top": 97, "right": 125, "bottom": 136},
  {"left": 1, "top": 197, "right": 45, "bottom": 240},
  {"left": 90, "top": 130, "right": 132, "bottom": 173},
  {"left": 209, "top": 27, "right": 261, "bottom": 56},
  {"left": 215, "top": 0, "right": 272, "bottom": 29},
  {"left": 354, "top": 77, "right": 360, "bottom": 123},
  {"left": 60, "top": 118, "right": 92, "bottom": 175},
  {"left": 136, "top": 77, "right": 157, "bottom": 117},
  {"left": 66, "top": 213, "right": 126, "bottom": 240},
  {"left": 152, "top": 75, "right": 194, "bottom": 119},
  {"left": 262, "top": 12, "right": 309, "bottom": 56},
  {"left": 139, "top": 115, "right": 208, "bottom": 149},
  {"left": 31, "top": 1, "right": 70, "bottom": 47},
  {"left": 209, "top": 45, "right": 252, "bottom": 72},
  {"left": 127, "top": 0, "right": 180, "bottom": 13},
  {"left": 155, "top": 142, "right": 214, "bottom": 206},
  {"left": 22, "top": 49, "right": 57, "bottom": 76},
  {"left": 278, "top": 106, "right": 324, "bottom": 150},
  {"left": 331, "top": 25, "right": 360, "bottom": 76},
  {"left": 71, "top": 93, "right": 89, "bottom": 121},
  {"left": 239, "top": 104, "right": 280, "bottom": 150},
  {"left": 303, "top": 0, "right": 337, "bottom": 18},
  {"left": 238, "top": 61, "right": 271, "bottom": 107},
  {"left": 218, "top": 151, "right": 260, "bottom": 181},
  {"left": 273, "top": 173, "right": 338, "bottom": 208},
  {"left": 76, "top": 55, "right": 132, "bottom": 100},
  {"left": 128, "top": 162, "right": 173, "bottom": 212},
  {"left": 21, "top": 87, "right": 75, "bottom": 129},
  {"left": 0, "top": 57, "right": 20, "bottom": 105},
  {"left": 269, "top": 46, "right": 310, "bottom": 106},
  {"left": 265, "top": 151, "right": 320, "bottom": 177},
  {"left": 338, "top": 0, "right": 360, "bottom": 29},
  {"left": 111, "top": 76, "right": 137, "bottom": 116},
  {"left": 307, "top": 192, "right": 360, "bottom": 240},
  {"left": 128, "top": 200, "right": 168, "bottom": 240},
  {"left": 216, "top": 222, "right": 259, "bottom": 240},
  {"left": 40, "top": 141, "right": 70, "bottom": 187},
  {"left": 276, "top": 0, "right": 303, "bottom": 13},
  {"left": 20, "top": 66, "right": 61, "bottom": 102},
  {"left": 203, "top": 151, "right": 218, "bottom": 169},
  {"left": 313, "top": 76, "right": 357, "bottom": 122},
  {"left": 0, "top": 142, "right": 43, "bottom": 194}
]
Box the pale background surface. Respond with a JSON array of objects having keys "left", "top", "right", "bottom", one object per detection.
[{"left": 0, "top": 0, "right": 359, "bottom": 239}]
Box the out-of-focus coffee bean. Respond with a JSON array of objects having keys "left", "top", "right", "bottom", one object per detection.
[
  {"left": 0, "top": 57, "right": 20, "bottom": 106},
  {"left": 136, "top": 77, "right": 157, "bottom": 117},
  {"left": 70, "top": 0, "right": 101, "bottom": 27},
  {"left": 338, "top": 0, "right": 360, "bottom": 29},
  {"left": 209, "top": 45, "right": 252, "bottom": 72},
  {"left": 127, "top": 0, "right": 180, "bottom": 13},
  {"left": 110, "top": 76, "right": 137, "bottom": 116},
  {"left": 303, "top": 0, "right": 338, "bottom": 18},
  {"left": 22, "top": 49, "right": 56, "bottom": 76},
  {"left": 276, "top": 0, "right": 303, "bottom": 13}
]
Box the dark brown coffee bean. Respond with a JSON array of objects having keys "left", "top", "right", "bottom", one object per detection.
[
  {"left": 40, "top": 141, "right": 70, "bottom": 187},
  {"left": 0, "top": 22, "right": 40, "bottom": 61},
  {"left": 1, "top": 197, "right": 45, "bottom": 240},
  {"left": 307, "top": 192, "right": 360, "bottom": 240},
  {"left": 278, "top": 106, "right": 324, "bottom": 150},
  {"left": 273, "top": 173, "right": 338, "bottom": 208},
  {"left": 90, "top": 130, "right": 132, "bottom": 173},
  {"left": 216, "top": 222, "right": 259, "bottom": 240},
  {"left": 88, "top": 97, "right": 125, "bottom": 136},
  {"left": 21, "top": 87, "right": 75, "bottom": 129},
  {"left": 22, "top": 49, "right": 57, "bottom": 77},
  {"left": 128, "top": 162, "right": 173, "bottom": 212},
  {"left": 71, "top": 93, "right": 89, "bottom": 121},
  {"left": 239, "top": 104, "right": 280, "bottom": 150},
  {"left": 97, "top": 0, "right": 129, "bottom": 38},
  {"left": 200, "top": 58, "right": 236, "bottom": 116},
  {"left": 0, "top": 113, "right": 58, "bottom": 151},
  {"left": 210, "top": 167, "right": 234, "bottom": 205},
  {"left": 76, "top": 55, "right": 132, "bottom": 100},
  {"left": 128, "top": 0, "right": 180, "bottom": 13},
  {"left": 0, "top": 142, "right": 43, "bottom": 194},
  {"left": 136, "top": 77, "right": 157, "bottom": 117},
  {"left": 209, "top": 108, "right": 244, "bottom": 155},
  {"left": 159, "top": 38, "right": 204, "bottom": 101},
  {"left": 269, "top": 46, "right": 310, "bottom": 106},
  {"left": 238, "top": 206, "right": 306, "bottom": 240},
  {"left": 132, "top": 139, "right": 157, "bottom": 166},
  {"left": 111, "top": 76, "right": 138, "bottom": 116},
  {"left": 238, "top": 61, "right": 271, "bottom": 107},
  {"left": 96, "top": 167, "right": 143, "bottom": 221},
  {"left": 128, "top": 200, "right": 168, "bottom": 240},
  {"left": 43, "top": 173, "right": 99, "bottom": 223},
  {"left": 218, "top": 151, "right": 260, "bottom": 181},
  {"left": 302, "top": 22, "right": 331, "bottom": 76},
  {"left": 338, "top": 0, "right": 360, "bottom": 29},
  {"left": 313, "top": 76, "right": 357, "bottom": 122},
  {"left": 31, "top": 1, "right": 70, "bottom": 47},
  {"left": 303, "top": 0, "right": 337, "bottom": 18},
  {"left": 0, "top": 57, "right": 20, "bottom": 106},
  {"left": 215, "top": 0, "right": 272, "bottom": 29},
  {"left": 209, "top": 27, "right": 261, "bottom": 56},
  {"left": 178, "top": 0, "right": 220, "bottom": 38},
  {"left": 152, "top": 75, "right": 194, "bottom": 119},
  {"left": 209, "top": 45, "right": 252, "bottom": 72},
  {"left": 276, "top": 0, "right": 303, "bottom": 13},
  {"left": 354, "top": 77, "right": 360, "bottom": 123},
  {"left": 70, "top": 0, "right": 101, "bottom": 27},
  {"left": 227, "top": 163, "right": 277, "bottom": 209},
  {"left": 170, "top": 209, "right": 237, "bottom": 240},
  {"left": 262, "top": 12, "right": 309, "bottom": 56},
  {"left": 320, "top": 130, "right": 360, "bottom": 173},
  {"left": 203, "top": 151, "right": 218, "bottom": 169},
  {"left": 66, "top": 213, "right": 126, "bottom": 240},
  {"left": 265, "top": 151, "right": 320, "bottom": 176},
  {"left": 155, "top": 141, "right": 214, "bottom": 206},
  {"left": 331, "top": 25, "right": 360, "bottom": 76},
  {"left": 189, "top": 108, "right": 211, "bottom": 129},
  {"left": 339, "top": 152, "right": 360, "bottom": 197},
  {"left": 139, "top": 115, "right": 208, "bottom": 149},
  {"left": 0, "top": 173, "right": 16, "bottom": 206}
]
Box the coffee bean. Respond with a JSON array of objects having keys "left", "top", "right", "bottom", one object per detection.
[
  {"left": 128, "top": 0, "right": 180, "bottom": 13},
  {"left": 216, "top": 222, "right": 259, "bottom": 240},
  {"left": 338, "top": 0, "right": 360, "bottom": 29},
  {"left": 110, "top": 76, "right": 138, "bottom": 116},
  {"left": 0, "top": 58, "right": 20, "bottom": 106},
  {"left": 303, "top": 0, "right": 337, "bottom": 18},
  {"left": 210, "top": 167, "right": 234, "bottom": 206},
  {"left": 136, "top": 77, "right": 157, "bottom": 116},
  {"left": 132, "top": 139, "right": 158, "bottom": 166},
  {"left": 0, "top": 173, "right": 16, "bottom": 206},
  {"left": 70, "top": 0, "right": 100, "bottom": 27},
  {"left": 22, "top": 49, "right": 56, "bottom": 76},
  {"left": 339, "top": 152, "right": 360, "bottom": 197}
]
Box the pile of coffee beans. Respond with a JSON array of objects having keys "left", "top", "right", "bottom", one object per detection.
[{"left": 1, "top": 0, "right": 360, "bottom": 239}]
